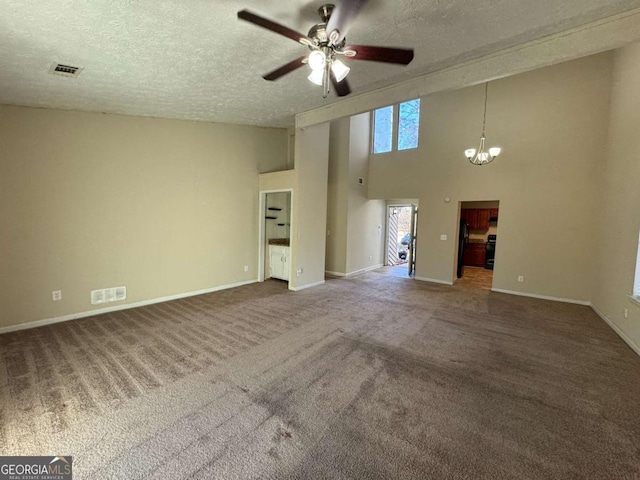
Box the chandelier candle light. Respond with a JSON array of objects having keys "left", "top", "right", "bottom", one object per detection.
[{"left": 465, "top": 82, "right": 502, "bottom": 166}]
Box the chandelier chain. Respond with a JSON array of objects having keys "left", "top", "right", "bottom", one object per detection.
[{"left": 482, "top": 82, "right": 488, "bottom": 136}]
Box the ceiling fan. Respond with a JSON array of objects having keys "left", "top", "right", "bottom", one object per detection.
[{"left": 237, "top": 1, "right": 415, "bottom": 98}]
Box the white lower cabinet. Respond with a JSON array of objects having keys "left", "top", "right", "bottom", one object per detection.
[{"left": 269, "top": 245, "right": 290, "bottom": 281}]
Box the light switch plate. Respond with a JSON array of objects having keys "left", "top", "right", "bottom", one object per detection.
[{"left": 440, "top": 234, "right": 447, "bottom": 241}]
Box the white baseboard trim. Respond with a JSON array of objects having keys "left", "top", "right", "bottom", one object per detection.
[
  {"left": 0, "top": 279, "right": 259, "bottom": 335},
  {"left": 290, "top": 280, "right": 325, "bottom": 291},
  {"left": 325, "top": 264, "right": 384, "bottom": 278},
  {"left": 415, "top": 277, "right": 454, "bottom": 286},
  {"left": 325, "top": 271, "right": 346, "bottom": 277},
  {"left": 347, "top": 264, "right": 384, "bottom": 277},
  {"left": 490, "top": 288, "right": 590, "bottom": 306},
  {"left": 591, "top": 304, "right": 640, "bottom": 356}
]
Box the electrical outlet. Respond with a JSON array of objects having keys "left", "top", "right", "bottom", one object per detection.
[
  {"left": 440, "top": 234, "right": 447, "bottom": 241},
  {"left": 624, "top": 308, "right": 629, "bottom": 319},
  {"left": 296, "top": 268, "right": 303, "bottom": 277},
  {"left": 52, "top": 290, "right": 62, "bottom": 301},
  {"left": 244, "top": 265, "right": 249, "bottom": 272},
  {"left": 369, "top": 255, "right": 372, "bottom": 260},
  {"left": 518, "top": 276, "right": 524, "bottom": 283}
]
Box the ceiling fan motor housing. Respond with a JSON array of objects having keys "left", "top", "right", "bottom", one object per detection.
[{"left": 318, "top": 4, "right": 335, "bottom": 23}]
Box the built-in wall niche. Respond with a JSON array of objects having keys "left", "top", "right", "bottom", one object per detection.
[{"left": 265, "top": 192, "right": 291, "bottom": 241}]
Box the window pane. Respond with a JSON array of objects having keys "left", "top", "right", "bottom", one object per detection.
[
  {"left": 373, "top": 106, "right": 394, "bottom": 154},
  {"left": 398, "top": 98, "right": 421, "bottom": 151}
]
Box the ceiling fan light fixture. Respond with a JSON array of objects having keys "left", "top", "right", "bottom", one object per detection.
[
  {"left": 308, "top": 68, "right": 324, "bottom": 86},
  {"left": 237, "top": 3, "right": 415, "bottom": 99},
  {"left": 308, "top": 50, "right": 326, "bottom": 71},
  {"left": 331, "top": 59, "right": 350, "bottom": 82}
]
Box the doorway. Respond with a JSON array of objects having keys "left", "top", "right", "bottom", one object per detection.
[
  {"left": 259, "top": 190, "right": 293, "bottom": 285},
  {"left": 386, "top": 204, "right": 418, "bottom": 277},
  {"left": 455, "top": 200, "right": 499, "bottom": 290}
]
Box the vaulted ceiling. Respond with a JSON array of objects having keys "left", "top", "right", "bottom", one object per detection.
[{"left": 1, "top": 0, "right": 639, "bottom": 127}]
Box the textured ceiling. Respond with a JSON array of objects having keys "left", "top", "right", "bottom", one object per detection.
[{"left": 0, "top": 0, "right": 638, "bottom": 127}]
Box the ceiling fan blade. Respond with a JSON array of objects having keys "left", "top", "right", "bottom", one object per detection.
[
  {"left": 238, "top": 10, "right": 312, "bottom": 45},
  {"left": 263, "top": 56, "right": 308, "bottom": 81},
  {"left": 326, "top": 0, "right": 370, "bottom": 43},
  {"left": 331, "top": 73, "right": 351, "bottom": 97},
  {"left": 345, "top": 45, "right": 414, "bottom": 65}
]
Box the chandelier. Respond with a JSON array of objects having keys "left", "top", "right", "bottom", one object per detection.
[{"left": 465, "top": 82, "right": 502, "bottom": 166}]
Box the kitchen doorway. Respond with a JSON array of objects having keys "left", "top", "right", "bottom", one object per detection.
[
  {"left": 455, "top": 200, "right": 499, "bottom": 290},
  {"left": 386, "top": 204, "right": 418, "bottom": 278}
]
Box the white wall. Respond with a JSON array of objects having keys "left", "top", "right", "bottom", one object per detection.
[
  {"left": 368, "top": 53, "right": 613, "bottom": 301},
  {"left": 593, "top": 42, "right": 640, "bottom": 352},
  {"left": 0, "top": 105, "right": 287, "bottom": 329}
]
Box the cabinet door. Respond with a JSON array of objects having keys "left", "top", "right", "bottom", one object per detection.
[
  {"left": 465, "top": 209, "right": 478, "bottom": 229},
  {"left": 281, "top": 250, "right": 289, "bottom": 280},
  {"left": 463, "top": 246, "right": 473, "bottom": 266},
  {"left": 477, "top": 209, "right": 490, "bottom": 230},
  {"left": 472, "top": 246, "right": 486, "bottom": 266},
  {"left": 270, "top": 252, "right": 284, "bottom": 279}
]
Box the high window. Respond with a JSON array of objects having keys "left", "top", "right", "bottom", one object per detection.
[
  {"left": 373, "top": 106, "right": 394, "bottom": 154},
  {"left": 372, "top": 98, "right": 421, "bottom": 154}
]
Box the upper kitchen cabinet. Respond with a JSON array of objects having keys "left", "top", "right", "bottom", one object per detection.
[
  {"left": 476, "top": 209, "right": 490, "bottom": 230},
  {"left": 462, "top": 208, "right": 497, "bottom": 230},
  {"left": 461, "top": 209, "right": 477, "bottom": 228}
]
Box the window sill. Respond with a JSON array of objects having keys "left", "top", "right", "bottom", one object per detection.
[{"left": 628, "top": 295, "right": 640, "bottom": 308}]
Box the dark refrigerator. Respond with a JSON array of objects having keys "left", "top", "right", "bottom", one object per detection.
[{"left": 457, "top": 218, "right": 469, "bottom": 278}]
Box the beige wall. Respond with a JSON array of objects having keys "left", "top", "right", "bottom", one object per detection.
[
  {"left": 368, "top": 53, "right": 612, "bottom": 301},
  {"left": 346, "top": 113, "right": 386, "bottom": 274},
  {"left": 290, "top": 123, "right": 330, "bottom": 289},
  {"left": 325, "top": 114, "right": 385, "bottom": 276},
  {"left": 0, "top": 105, "right": 287, "bottom": 329},
  {"left": 593, "top": 42, "right": 640, "bottom": 351},
  {"left": 325, "top": 117, "right": 350, "bottom": 274}
]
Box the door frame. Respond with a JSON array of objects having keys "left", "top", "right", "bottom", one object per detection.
[
  {"left": 385, "top": 203, "right": 417, "bottom": 268},
  {"left": 258, "top": 189, "right": 294, "bottom": 285}
]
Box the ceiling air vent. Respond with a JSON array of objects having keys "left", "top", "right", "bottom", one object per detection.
[{"left": 49, "top": 63, "right": 83, "bottom": 78}]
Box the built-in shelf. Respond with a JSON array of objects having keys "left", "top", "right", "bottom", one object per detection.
[
  {"left": 267, "top": 207, "right": 282, "bottom": 211},
  {"left": 265, "top": 216, "right": 277, "bottom": 220}
]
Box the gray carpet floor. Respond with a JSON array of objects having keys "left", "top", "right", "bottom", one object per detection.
[{"left": 1, "top": 270, "right": 640, "bottom": 479}]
